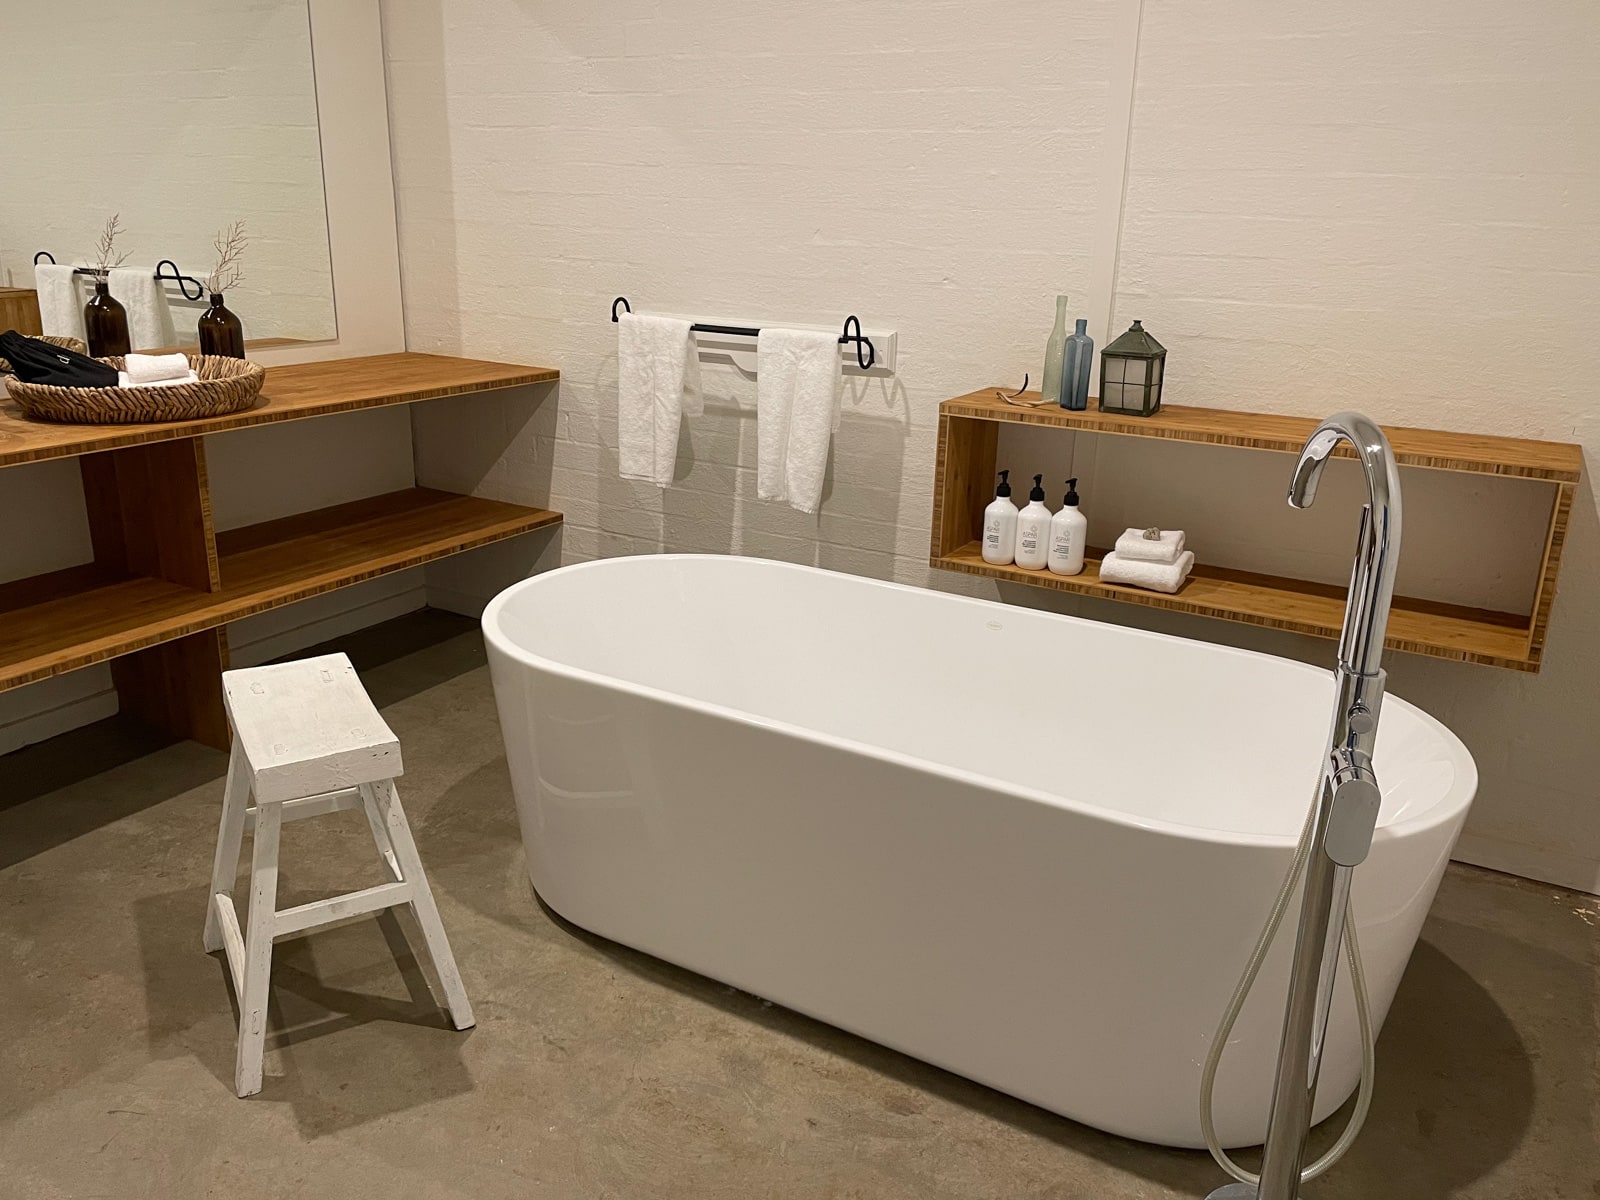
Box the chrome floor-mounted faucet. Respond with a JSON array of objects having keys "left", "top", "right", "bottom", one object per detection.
[{"left": 1210, "top": 412, "right": 1403, "bottom": 1200}]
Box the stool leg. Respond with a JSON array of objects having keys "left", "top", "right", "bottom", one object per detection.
[
  {"left": 235, "top": 801, "right": 282, "bottom": 1097},
  {"left": 359, "top": 787, "right": 403, "bottom": 883},
  {"left": 203, "top": 741, "right": 251, "bottom": 952},
  {"left": 367, "top": 780, "right": 475, "bottom": 1030}
]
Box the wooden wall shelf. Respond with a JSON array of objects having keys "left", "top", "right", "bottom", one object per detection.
[
  {"left": 0, "top": 351, "right": 560, "bottom": 467},
  {"left": 931, "top": 389, "right": 1583, "bottom": 672},
  {"left": 0, "top": 353, "right": 561, "bottom": 746}
]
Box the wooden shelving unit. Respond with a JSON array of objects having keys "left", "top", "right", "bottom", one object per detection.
[
  {"left": 0, "top": 352, "right": 561, "bottom": 746},
  {"left": 931, "top": 389, "right": 1583, "bottom": 672}
]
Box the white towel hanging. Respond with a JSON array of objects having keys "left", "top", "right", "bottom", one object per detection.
[
  {"left": 617, "top": 312, "right": 702, "bottom": 487},
  {"left": 757, "top": 328, "right": 842, "bottom": 514}
]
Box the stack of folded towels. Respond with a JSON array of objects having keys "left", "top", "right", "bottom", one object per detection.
[
  {"left": 117, "top": 352, "right": 198, "bottom": 389},
  {"left": 1099, "top": 527, "right": 1195, "bottom": 593}
]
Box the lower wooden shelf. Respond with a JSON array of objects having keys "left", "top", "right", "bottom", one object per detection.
[
  {"left": 935, "top": 541, "right": 1536, "bottom": 671},
  {"left": 0, "top": 487, "right": 561, "bottom": 692}
]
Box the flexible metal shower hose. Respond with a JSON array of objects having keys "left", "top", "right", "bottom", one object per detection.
[{"left": 1198, "top": 790, "right": 1378, "bottom": 1187}]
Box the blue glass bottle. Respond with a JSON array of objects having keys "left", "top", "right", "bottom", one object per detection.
[{"left": 1060, "top": 319, "right": 1093, "bottom": 411}]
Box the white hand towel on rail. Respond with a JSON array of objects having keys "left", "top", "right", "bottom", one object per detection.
[
  {"left": 757, "top": 328, "right": 842, "bottom": 514},
  {"left": 1099, "top": 549, "right": 1195, "bottom": 594},
  {"left": 33, "top": 264, "right": 86, "bottom": 342},
  {"left": 108, "top": 266, "right": 178, "bottom": 352},
  {"left": 617, "top": 313, "right": 702, "bottom": 486},
  {"left": 1113, "top": 527, "right": 1187, "bottom": 564}
]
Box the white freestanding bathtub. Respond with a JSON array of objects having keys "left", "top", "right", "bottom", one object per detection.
[{"left": 482, "top": 554, "right": 1476, "bottom": 1148}]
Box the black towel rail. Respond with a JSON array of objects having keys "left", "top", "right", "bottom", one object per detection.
[
  {"left": 34, "top": 250, "right": 207, "bottom": 302},
  {"left": 611, "top": 296, "right": 876, "bottom": 370}
]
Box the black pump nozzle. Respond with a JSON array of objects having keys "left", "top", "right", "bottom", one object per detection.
[
  {"left": 995, "top": 469, "right": 1012, "bottom": 498},
  {"left": 1029, "top": 474, "right": 1045, "bottom": 502},
  {"left": 1063, "top": 477, "right": 1080, "bottom": 506}
]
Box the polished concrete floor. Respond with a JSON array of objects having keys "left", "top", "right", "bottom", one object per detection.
[{"left": 1, "top": 610, "right": 1595, "bottom": 1199}]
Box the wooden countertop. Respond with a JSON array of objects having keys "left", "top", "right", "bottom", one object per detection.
[{"left": 0, "top": 351, "right": 559, "bottom": 468}]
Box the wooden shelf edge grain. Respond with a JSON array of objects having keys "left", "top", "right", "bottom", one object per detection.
[
  {"left": 941, "top": 389, "right": 1584, "bottom": 482},
  {"left": 0, "top": 352, "right": 560, "bottom": 468},
  {"left": 933, "top": 542, "right": 1538, "bottom": 672},
  {"left": 0, "top": 488, "right": 561, "bottom": 691}
]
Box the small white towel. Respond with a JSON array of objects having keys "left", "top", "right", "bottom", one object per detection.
[
  {"left": 117, "top": 368, "right": 199, "bottom": 389},
  {"left": 1099, "top": 549, "right": 1195, "bottom": 594},
  {"left": 108, "top": 266, "right": 177, "bottom": 351},
  {"left": 1114, "top": 527, "right": 1187, "bottom": 564},
  {"left": 123, "top": 352, "right": 192, "bottom": 384},
  {"left": 33, "top": 264, "right": 86, "bottom": 342},
  {"left": 617, "top": 313, "right": 702, "bottom": 487},
  {"left": 756, "top": 328, "right": 842, "bottom": 514}
]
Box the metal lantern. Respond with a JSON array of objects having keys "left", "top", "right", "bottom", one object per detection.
[{"left": 1098, "top": 320, "right": 1166, "bottom": 417}]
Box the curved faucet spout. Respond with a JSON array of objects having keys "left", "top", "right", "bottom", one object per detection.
[{"left": 1286, "top": 412, "right": 1403, "bottom": 677}]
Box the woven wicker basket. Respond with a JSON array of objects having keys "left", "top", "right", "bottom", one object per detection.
[
  {"left": 5, "top": 354, "right": 266, "bottom": 424},
  {"left": 0, "top": 335, "right": 88, "bottom": 375}
]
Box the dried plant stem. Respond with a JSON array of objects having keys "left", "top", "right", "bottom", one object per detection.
[
  {"left": 204, "top": 220, "right": 248, "bottom": 295},
  {"left": 92, "top": 213, "right": 130, "bottom": 281}
]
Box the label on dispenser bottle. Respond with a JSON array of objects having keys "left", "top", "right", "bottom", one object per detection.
[{"left": 1020, "top": 527, "right": 1040, "bottom": 554}]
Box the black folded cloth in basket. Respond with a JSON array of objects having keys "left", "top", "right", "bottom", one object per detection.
[{"left": 0, "top": 330, "right": 118, "bottom": 388}]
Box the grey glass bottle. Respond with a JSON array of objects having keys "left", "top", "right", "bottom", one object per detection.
[
  {"left": 1040, "top": 294, "right": 1069, "bottom": 406},
  {"left": 1061, "top": 319, "right": 1093, "bottom": 411}
]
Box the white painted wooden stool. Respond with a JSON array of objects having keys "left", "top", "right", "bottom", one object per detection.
[{"left": 203, "top": 651, "right": 474, "bottom": 1097}]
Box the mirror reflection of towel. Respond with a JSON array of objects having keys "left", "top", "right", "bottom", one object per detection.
[
  {"left": 33, "top": 264, "right": 87, "bottom": 342},
  {"left": 109, "top": 266, "right": 178, "bottom": 350}
]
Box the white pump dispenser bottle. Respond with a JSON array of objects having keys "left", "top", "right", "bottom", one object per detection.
[
  {"left": 1047, "top": 477, "right": 1087, "bottom": 575},
  {"left": 981, "top": 470, "right": 1020, "bottom": 566},
  {"left": 1014, "top": 474, "right": 1053, "bottom": 570}
]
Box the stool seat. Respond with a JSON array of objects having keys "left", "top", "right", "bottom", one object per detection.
[
  {"left": 205, "top": 653, "right": 473, "bottom": 1097},
  {"left": 222, "top": 653, "right": 401, "bottom": 804}
]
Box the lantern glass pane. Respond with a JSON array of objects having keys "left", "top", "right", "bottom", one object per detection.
[
  {"left": 1105, "top": 358, "right": 1125, "bottom": 383},
  {"left": 1103, "top": 382, "right": 1124, "bottom": 410},
  {"left": 1125, "top": 358, "right": 1148, "bottom": 385},
  {"left": 1152, "top": 357, "right": 1164, "bottom": 385}
]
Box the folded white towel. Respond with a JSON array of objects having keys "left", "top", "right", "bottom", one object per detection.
[
  {"left": 33, "top": 264, "right": 87, "bottom": 342},
  {"left": 756, "top": 328, "right": 842, "bottom": 514},
  {"left": 1114, "top": 527, "right": 1187, "bottom": 564},
  {"left": 1099, "top": 549, "right": 1195, "bottom": 594},
  {"left": 108, "top": 267, "right": 178, "bottom": 351},
  {"left": 123, "top": 352, "right": 192, "bottom": 384},
  {"left": 116, "top": 369, "right": 199, "bottom": 389},
  {"left": 617, "top": 313, "right": 702, "bottom": 487}
]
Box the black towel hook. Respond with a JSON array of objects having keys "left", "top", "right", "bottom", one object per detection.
[
  {"left": 840, "top": 315, "right": 874, "bottom": 371},
  {"left": 156, "top": 259, "right": 207, "bottom": 302},
  {"left": 611, "top": 296, "right": 631, "bottom": 322},
  {"left": 34, "top": 251, "right": 55, "bottom": 264}
]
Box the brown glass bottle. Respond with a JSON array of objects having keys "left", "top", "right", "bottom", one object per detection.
[
  {"left": 84, "top": 277, "right": 131, "bottom": 357},
  {"left": 197, "top": 292, "right": 245, "bottom": 358}
]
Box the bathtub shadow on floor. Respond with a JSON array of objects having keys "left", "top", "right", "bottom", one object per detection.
[{"left": 533, "top": 890, "right": 1538, "bottom": 1200}]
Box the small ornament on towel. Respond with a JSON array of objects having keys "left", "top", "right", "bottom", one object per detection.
[{"left": 1142, "top": 526, "right": 1162, "bottom": 540}]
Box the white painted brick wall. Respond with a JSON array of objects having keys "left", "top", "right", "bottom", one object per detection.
[
  {"left": 0, "top": 0, "right": 336, "bottom": 342},
  {"left": 379, "top": 0, "right": 1597, "bottom": 891},
  {"left": 386, "top": 0, "right": 1115, "bottom": 594},
  {"left": 1114, "top": 0, "right": 1600, "bottom": 889}
]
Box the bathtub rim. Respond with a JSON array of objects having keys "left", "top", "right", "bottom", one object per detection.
[{"left": 482, "top": 554, "right": 1477, "bottom": 851}]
